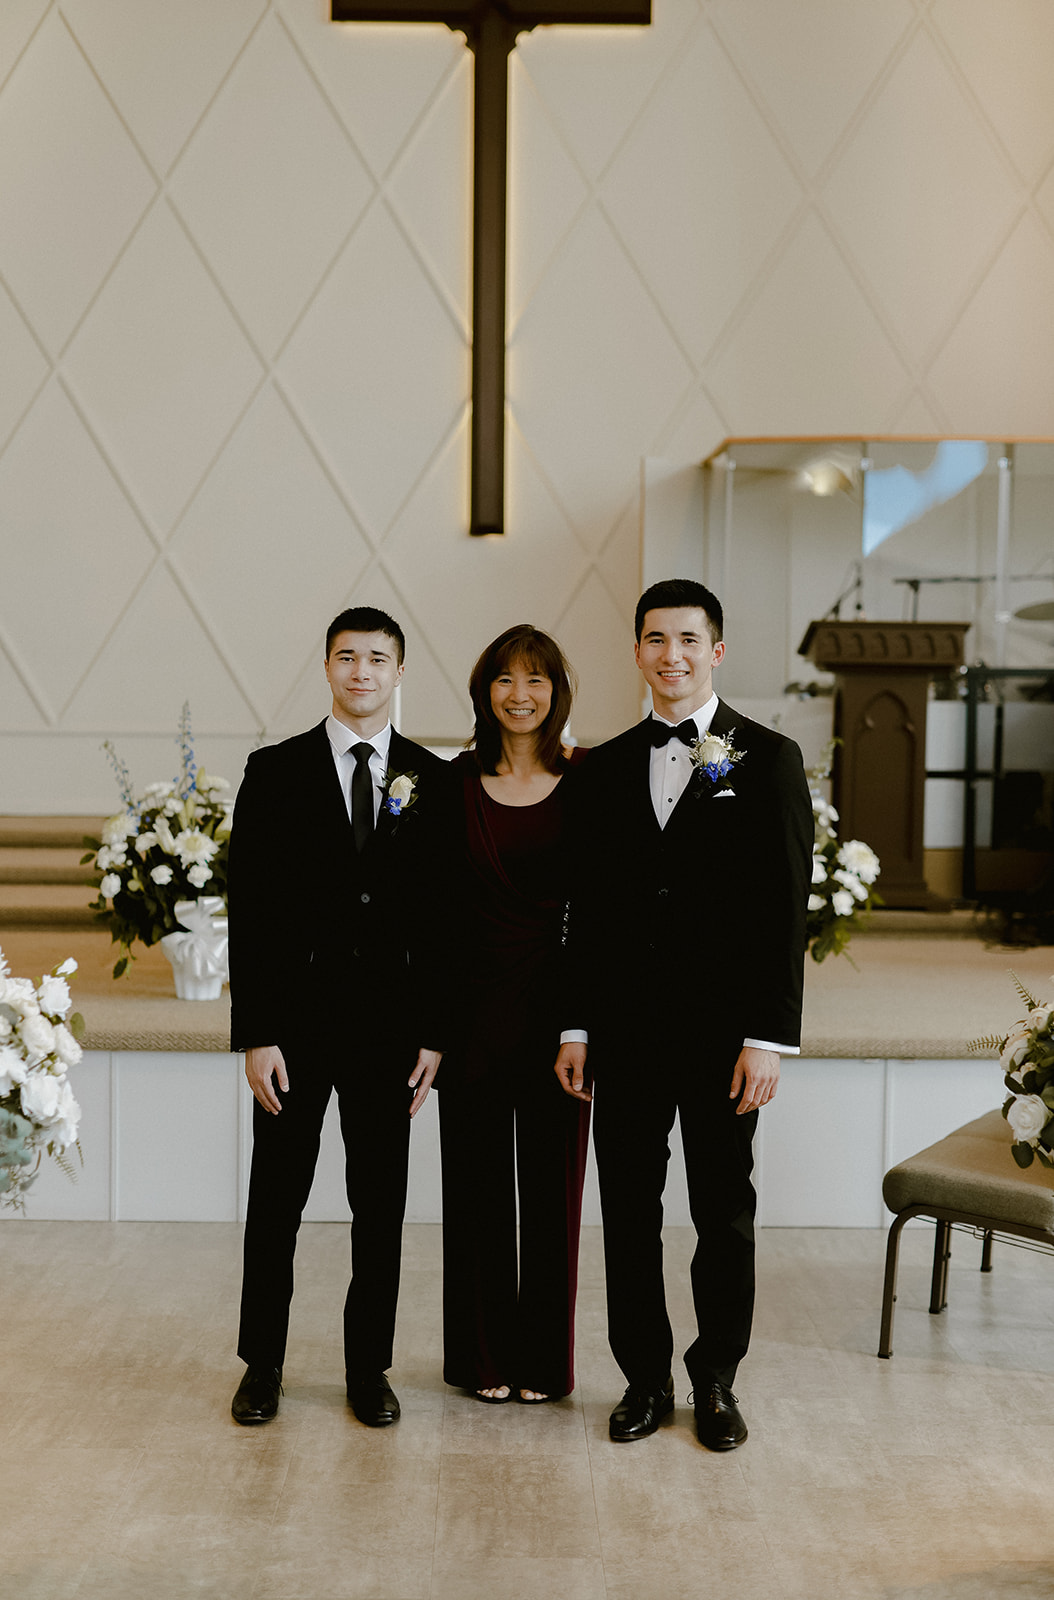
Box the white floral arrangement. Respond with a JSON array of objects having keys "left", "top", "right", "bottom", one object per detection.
[
  {"left": 83, "top": 705, "right": 233, "bottom": 978},
  {"left": 971, "top": 974, "right": 1054, "bottom": 1171},
  {"left": 806, "top": 747, "right": 881, "bottom": 963},
  {"left": 0, "top": 949, "right": 84, "bottom": 1211}
]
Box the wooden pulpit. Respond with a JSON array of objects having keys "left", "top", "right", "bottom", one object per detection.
[{"left": 798, "top": 620, "right": 970, "bottom": 907}]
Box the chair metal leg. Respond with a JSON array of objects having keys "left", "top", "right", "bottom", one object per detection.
[
  {"left": 929, "top": 1218, "right": 951, "bottom": 1313},
  {"left": 878, "top": 1211, "right": 909, "bottom": 1357},
  {"left": 981, "top": 1229, "right": 994, "bottom": 1272}
]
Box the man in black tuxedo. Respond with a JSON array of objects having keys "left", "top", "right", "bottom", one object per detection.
[
  {"left": 228, "top": 606, "right": 450, "bottom": 1427},
  {"left": 555, "top": 578, "right": 812, "bottom": 1450}
]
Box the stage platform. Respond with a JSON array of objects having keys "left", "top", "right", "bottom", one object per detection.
[{"left": 2, "top": 914, "right": 1051, "bottom": 1229}]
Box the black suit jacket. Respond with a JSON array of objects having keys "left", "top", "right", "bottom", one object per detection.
[
  {"left": 227, "top": 721, "right": 452, "bottom": 1054},
  {"left": 566, "top": 700, "right": 813, "bottom": 1053}
]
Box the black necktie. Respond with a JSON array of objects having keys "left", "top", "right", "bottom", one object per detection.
[
  {"left": 351, "top": 743, "right": 375, "bottom": 852},
  {"left": 649, "top": 718, "right": 698, "bottom": 748}
]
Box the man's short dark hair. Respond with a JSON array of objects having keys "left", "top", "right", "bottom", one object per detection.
[
  {"left": 326, "top": 606, "right": 406, "bottom": 664},
  {"left": 634, "top": 579, "right": 723, "bottom": 646}
]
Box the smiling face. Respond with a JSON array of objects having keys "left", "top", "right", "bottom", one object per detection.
[
  {"left": 325, "top": 629, "right": 403, "bottom": 735},
  {"left": 489, "top": 658, "right": 554, "bottom": 740},
  {"left": 634, "top": 606, "right": 724, "bottom": 721}
]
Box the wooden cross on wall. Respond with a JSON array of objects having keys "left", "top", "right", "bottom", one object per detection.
[{"left": 331, "top": 0, "right": 651, "bottom": 536}]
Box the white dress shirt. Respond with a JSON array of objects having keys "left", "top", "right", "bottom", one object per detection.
[
  {"left": 326, "top": 714, "right": 391, "bottom": 828},
  {"left": 650, "top": 693, "right": 718, "bottom": 827}
]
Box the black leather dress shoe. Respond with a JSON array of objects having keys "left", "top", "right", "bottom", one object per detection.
[
  {"left": 347, "top": 1373, "right": 401, "bottom": 1427},
  {"left": 693, "top": 1381, "right": 748, "bottom": 1451},
  {"left": 608, "top": 1377, "right": 674, "bottom": 1441},
  {"left": 231, "top": 1366, "right": 282, "bottom": 1425}
]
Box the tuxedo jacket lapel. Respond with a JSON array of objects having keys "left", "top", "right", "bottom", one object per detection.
[
  {"left": 306, "top": 721, "right": 355, "bottom": 845},
  {"left": 664, "top": 698, "right": 739, "bottom": 831},
  {"left": 370, "top": 729, "right": 418, "bottom": 850}
]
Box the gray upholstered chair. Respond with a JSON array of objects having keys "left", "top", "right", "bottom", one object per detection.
[{"left": 879, "top": 1110, "right": 1054, "bottom": 1357}]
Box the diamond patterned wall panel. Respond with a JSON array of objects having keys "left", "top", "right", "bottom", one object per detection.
[
  {"left": 0, "top": 379, "right": 156, "bottom": 717},
  {"left": 167, "top": 383, "right": 373, "bottom": 731},
  {"left": 167, "top": 12, "right": 375, "bottom": 360},
  {"left": 2, "top": 1, "right": 1054, "bottom": 810},
  {"left": 61, "top": 0, "right": 267, "bottom": 177},
  {"left": 0, "top": 8, "right": 157, "bottom": 354}
]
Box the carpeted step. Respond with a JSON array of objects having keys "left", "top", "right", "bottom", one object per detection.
[
  {"left": 0, "top": 883, "right": 100, "bottom": 930},
  {"left": 0, "top": 847, "right": 96, "bottom": 885},
  {"left": 0, "top": 816, "right": 103, "bottom": 849}
]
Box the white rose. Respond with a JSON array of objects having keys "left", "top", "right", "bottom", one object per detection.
[
  {"left": 1000, "top": 1028, "right": 1032, "bottom": 1074},
  {"left": 1006, "top": 1093, "right": 1050, "bottom": 1146},
  {"left": 50, "top": 1092, "right": 81, "bottom": 1151},
  {"left": 99, "top": 873, "right": 122, "bottom": 898},
  {"left": 174, "top": 829, "right": 218, "bottom": 866},
  {"left": 808, "top": 894, "right": 825, "bottom": 912},
  {"left": 831, "top": 889, "right": 855, "bottom": 917},
  {"left": 135, "top": 831, "right": 158, "bottom": 857},
  {"left": 833, "top": 868, "right": 868, "bottom": 902},
  {"left": 95, "top": 845, "right": 115, "bottom": 871},
  {"left": 186, "top": 863, "right": 211, "bottom": 889},
  {"left": 389, "top": 775, "right": 414, "bottom": 806},
  {"left": 101, "top": 813, "right": 132, "bottom": 846},
  {"left": 838, "top": 839, "right": 880, "bottom": 885},
  {"left": 197, "top": 772, "right": 230, "bottom": 793},
  {"left": 164, "top": 798, "right": 182, "bottom": 817},
  {"left": 19, "top": 1010, "right": 56, "bottom": 1064},
  {"left": 0, "top": 1044, "right": 28, "bottom": 1095},
  {"left": 143, "top": 782, "right": 170, "bottom": 799},
  {"left": 0, "top": 975, "right": 36, "bottom": 1013},
  {"left": 695, "top": 734, "right": 728, "bottom": 767},
  {"left": 37, "top": 975, "right": 70, "bottom": 1017},
  {"left": 52, "top": 1023, "right": 82, "bottom": 1068},
  {"left": 151, "top": 865, "right": 174, "bottom": 886},
  {"left": 811, "top": 853, "right": 828, "bottom": 886},
  {"left": 1028, "top": 1005, "right": 1053, "bottom": 1034},
  {"left": 19, "top": 1068, "right": 62, "bottom": 1123}
]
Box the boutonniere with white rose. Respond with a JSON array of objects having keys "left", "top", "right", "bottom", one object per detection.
[
  {"left": 970, "top": 973, "right": 1054, "bottom": 1174},
  {"left": 688, "top": 730, "right": 744, "bottom": 792},
  {"left": 383, "top": 771, "right": 418, "bottom": 817}
]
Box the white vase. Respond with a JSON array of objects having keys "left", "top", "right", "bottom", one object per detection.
[{"left": 160, "top": 896, "right": 229, "bottom": 1001}]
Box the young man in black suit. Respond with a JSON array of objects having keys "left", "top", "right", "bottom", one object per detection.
[
  {"left": 555, "top": 578, "right": 812, "bottom": 1450},
  {"left": 228, "top": 605, "right": 450, "bottom": 1427}
]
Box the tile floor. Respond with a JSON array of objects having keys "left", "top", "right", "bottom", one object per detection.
[{"left": 2, "top": 1220, "right": 1054, "bottom": 1600}]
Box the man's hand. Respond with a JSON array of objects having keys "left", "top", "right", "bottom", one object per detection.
[
  {"left": 730, "top": 1046, "right": 779, "bottom": 1114},
  {"left": 409, "top": 1049, "right": 441, "bottom": 1117},
  {"left": 246, "top": 1045, "right": 288, "bottom": 1114},
  {"left": 554, "top": 1041, "right": 591, "bottom": 1102}
]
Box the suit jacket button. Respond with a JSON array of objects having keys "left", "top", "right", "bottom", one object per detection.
[
  {"left": 360, "top": 892, "right": 370, "bottom": 904},
  {"left": 658, "top": 886, "right": 669, "bottom": 896}
]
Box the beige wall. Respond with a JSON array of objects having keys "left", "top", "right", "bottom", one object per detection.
[{"left": 2, "top": 0, "right": 1054, "bottom": 809}]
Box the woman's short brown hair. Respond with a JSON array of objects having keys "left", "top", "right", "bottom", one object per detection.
[{"left": 467, "top": 625, "right": 576, "bottom": 776}]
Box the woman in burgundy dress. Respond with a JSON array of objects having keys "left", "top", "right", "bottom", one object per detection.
[{"left": 439, "top": 624, "right": 590, "bottom": 1403}]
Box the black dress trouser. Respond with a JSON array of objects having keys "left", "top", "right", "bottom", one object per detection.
[
  {"left": 591, "top": 1033, "right": 758, "bottom": 1393},
  {"left": 237, "top": 1023, "right": 415, "bottom": 1378}
]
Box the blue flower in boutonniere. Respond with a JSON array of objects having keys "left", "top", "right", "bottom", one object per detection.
[
  {"left": 383, "top": 771, "right": 418, "bottom": 817},
  {"left": 687, "top": 730, "right": 744, "bottom": 792}
]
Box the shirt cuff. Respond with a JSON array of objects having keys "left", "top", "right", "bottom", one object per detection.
[
  {"left": 560, "top": 1030, "right": 588, "bottom": 1045},
  {"left": 743, "top": 1037, "right": 799, "bottom": 1055}
]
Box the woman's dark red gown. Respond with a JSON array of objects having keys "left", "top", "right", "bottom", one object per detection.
[{"left": 439, "top": 749, "right": 590, "bottom": 1397}]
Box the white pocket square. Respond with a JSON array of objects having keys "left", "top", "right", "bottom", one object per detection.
[{"left": 713, "top": 790, "right": 736, "bottom": 799}]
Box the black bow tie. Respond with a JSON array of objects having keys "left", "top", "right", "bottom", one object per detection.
[{"left": 649, "top": 718, "right": 699, "bottom": 748}]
